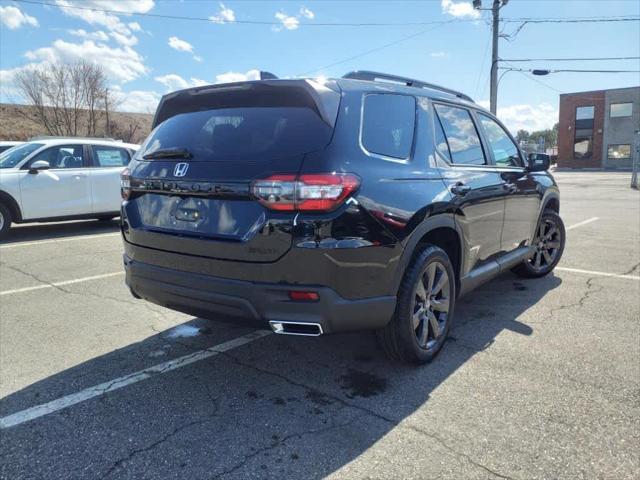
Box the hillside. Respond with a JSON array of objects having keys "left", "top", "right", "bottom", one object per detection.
[{"left": 0, "top": 103, "right": 153, "bottom": 144}]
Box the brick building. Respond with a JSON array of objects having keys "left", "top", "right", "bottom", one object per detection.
[{"left": 557, "top": 86, "right": 639, "bottom": 169}]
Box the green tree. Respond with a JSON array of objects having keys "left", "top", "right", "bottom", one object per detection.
[{"left": 515, "top": 129, "right": 530, "bottom": 143}]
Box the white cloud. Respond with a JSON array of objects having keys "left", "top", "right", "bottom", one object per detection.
[
  {"left": 68, "top": 29, "right": 109, "bottom": 41},
  {"left": 0, "top": 5, "right": 39, "bottom": 29},
  {"left": 215, "top": 69, "right": 261, "bottom": 84},
  {"left": 111, "top": 31, "right": 138, "bottom": 46},
  {"left": 155, "top": 74, "right": 211, "bottom": 92},
  {"left": 155, "top": 74, "right": 190, "bottom": 91},
  {"left": 441, "top": 0, "right": 480, "bottom": 19},
  {"left": 478, "top": 101, "right": 558, "bottom": 133},
  {"left": 54, "top": 0, "right": 153, "bottom": 45},
  {"left": 430, "top": 51, "right": 446, "bottom": 58},
  {"left": 0, "top": 64, "right": 40, "bottom": 101},
  {"left": 167, "top": 36, "right": 201, "bottom": 62},
  {"left": 168, "top": 36, "right": 193, "bottom": 53},
  {"left": 111, "top": 86, "right": 160, "bottom": 113},
  {"left": 274, "top": 11, "right": 300, "bottom": 31},
  {"left": 299, "top": 7, "right": 314, "bottom": 20},
  {"left": 209, "top": 3, "right": 235, "bottom": 24},
  {"left": 25, "top": 39, "right": 147, "bottom": 83}
]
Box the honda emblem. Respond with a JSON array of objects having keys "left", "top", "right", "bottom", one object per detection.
[{"left": 174, "top": 162, "right": 189, "bottom": 177}]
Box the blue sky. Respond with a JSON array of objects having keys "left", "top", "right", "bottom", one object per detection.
[{"left": 1, "top": 0, "right": 639, "bottom": 133}]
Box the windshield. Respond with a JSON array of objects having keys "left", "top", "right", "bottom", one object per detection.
[
  {"left": 0, "top": 143, "right": 44, "bottom": 169},
  {"left": 138, "top": 107, "right": 333, "bottom": 162}
]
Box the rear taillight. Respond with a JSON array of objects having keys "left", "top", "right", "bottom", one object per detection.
[
  {"left": 121, "top": 167, "right": 131, "bottom": 200},
  {"left": 252, "top": 173, "right": 360, "bottom": 212}
]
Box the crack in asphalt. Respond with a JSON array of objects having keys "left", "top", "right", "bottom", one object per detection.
[
  {"left": 98, "top": 415, "right": 218, "bottom": 480},
  {"left": 1, "top": 262, "right": 69, "bottom": 294},
  {"left": 208, "top": 418, "right": 360, "bottom": 480},
  {"left": 1, "top": 261, "right": 169, "bottom": 319},
  {"left": 622, "top": 262, "right": 640, "bottom": 276},
  {"left": 218, "top": 351, "right": 516, "bottom": 480},
  {"left": 549, "top": 276, "right": 603, "bottom": 319}
]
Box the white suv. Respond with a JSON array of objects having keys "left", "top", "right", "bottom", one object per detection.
[{"left": 0, "top": 138, "right": 138, "bottom": 237}]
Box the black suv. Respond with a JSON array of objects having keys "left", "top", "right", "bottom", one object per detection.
[{"left": 121, "top": 71, "right": 565, "bottom": 364}]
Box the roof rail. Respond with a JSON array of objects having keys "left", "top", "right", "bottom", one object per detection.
[
  {"left": 342, "top": 70, "right": 474, "bottom": 103},
  {"left": 28, "top": 136, "right": 119, "bottom": 141}
]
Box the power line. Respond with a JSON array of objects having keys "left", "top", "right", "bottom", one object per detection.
[
  {"left": 11, "top": 0, "right": 640, "bottom": 27},
  {"left": 297, "top": 23, "right": 451, "bottom": 76},
  {"left": 474, "top": 34, "right": 492, "bottom": 99},
  {"left": 501, "top": 56, "right": 640, "bottom": 62}
]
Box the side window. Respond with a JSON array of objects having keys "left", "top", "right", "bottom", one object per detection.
[
  {"left": 362, "top": 94, "right": 416, "bottom": 159},
  {"left": 478, "top": 114, "right": 523, "bottom": 167},
  {"left": 91, "top": 146, "right": 130, "bottom": 167},
  {"left": 434, "top": 112, "right": 452, "bottom": 162},
  {"left": 433, "top": 105, "right": 485, "bottom": 165},
  {"left": 30, "top": 145, "right": 85, "bottom": 169}
]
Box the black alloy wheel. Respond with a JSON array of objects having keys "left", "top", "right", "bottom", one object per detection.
[
  {"left": 513, "top": 210, "right": 566, "bottom": 278},
  {"left": 377, "top": 245, "right": 456, "bottom": 364}
]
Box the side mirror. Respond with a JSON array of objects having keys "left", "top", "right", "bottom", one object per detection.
[
  {"left": 527, "top": 153, "right": 550, "bottom": 172},
  {"left": 28, "top": 160, "right": 50, "bottom": 174}
]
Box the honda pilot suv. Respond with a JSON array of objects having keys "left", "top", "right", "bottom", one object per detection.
[{"left": 121, "top": 71, "right": 565, "bottom": 364}]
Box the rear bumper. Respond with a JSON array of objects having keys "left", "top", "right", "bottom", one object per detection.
[{"left": 124, "top": 255, "right": 396, "bottom": 334}]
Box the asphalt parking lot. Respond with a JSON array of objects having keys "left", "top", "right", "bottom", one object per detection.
[{"left": 1, "top": 171, "right": 638, "bottom": 480}]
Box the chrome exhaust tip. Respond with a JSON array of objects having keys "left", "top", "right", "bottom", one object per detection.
[{"left": 269, "top": 321, "right": 323, "bottom": 336}]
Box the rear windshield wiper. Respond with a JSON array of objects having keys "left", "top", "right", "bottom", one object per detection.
[{"left": 143, "top": 147, "right": 193, "bottom": 160}]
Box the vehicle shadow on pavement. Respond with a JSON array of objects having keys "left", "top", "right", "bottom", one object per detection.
[
  {"left": 1, "top": 273, "right": 561, "bottom": 479},
  {"left": 0, "top": 219, "right": 120, "bottom": 244}
]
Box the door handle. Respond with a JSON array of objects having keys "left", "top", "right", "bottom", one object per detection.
[
  {"left": 73, "top": 173, "right": 88, "bottom": 178},
  {"left": 450, "top": 182, "right": 471, "bottom": 196}
]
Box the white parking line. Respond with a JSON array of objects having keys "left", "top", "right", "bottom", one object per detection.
[
  {"left": 0, "top": 272, "right": 124, "bottom": 296},
  {"left": 0, "top": 330, "right": 272, "bottom": 429},
  {"left": 566, "top": 217, "right": 599, "bottom": 231},
  {"left": 0, "top": 232, "right": 120, "bottom": 250},
  {"left": 556, "top": 267, "right": 640, "bottom": 281}
]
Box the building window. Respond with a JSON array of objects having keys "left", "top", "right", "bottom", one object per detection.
[
  {"left": 573, "top": 106, "right": 595, "bottom": 159},
  {"left": 607, "top": 144, "right": 631, "bottom": 160},
  {"left": 574, "top": 134, "right": 592, "bottom": 159},
  {"left": 610, "top": 103, "right": 633, "bottom": 118},
  {"left": 575, "top": 105, "right": 595, "bottom": 129}
]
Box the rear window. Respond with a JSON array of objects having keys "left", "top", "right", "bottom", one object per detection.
[
  {"left": 139, "top": 107, "right": 333, "bottom": 162},
  {"left": 362, "top": 94, "right": 416, "bottom": 159}
]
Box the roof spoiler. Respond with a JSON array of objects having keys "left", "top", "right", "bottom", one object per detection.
[
  {"left": 343, "top": 70, "right": 474, "bottom": 103},
  {"left": 151, "top": 78, "right": 340, "bottom": 129}
]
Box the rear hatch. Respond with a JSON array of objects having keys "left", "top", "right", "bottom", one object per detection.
[{"left": 122, "top": 79, "right": 340, "bottom": 262}]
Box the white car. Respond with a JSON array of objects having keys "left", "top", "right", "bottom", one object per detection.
[
  {"left": 0, "top": 138, "right": 139, "bottom": 237},
  {"left": 0, "top": 141, "right": 23, "bottom": 154}
]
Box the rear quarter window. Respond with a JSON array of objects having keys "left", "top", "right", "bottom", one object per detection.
[{"left": 361, "top": 94, "right": 416, "bottom": 160}]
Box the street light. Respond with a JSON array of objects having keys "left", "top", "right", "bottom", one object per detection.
[{"left": 497, "top": 67, "right": 550, "bottom": 87}]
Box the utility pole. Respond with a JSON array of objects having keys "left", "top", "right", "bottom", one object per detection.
[
  {"left": 474, "top": 0, "right": 508, "bottom": 114},
  {"left": 104, "top": 87, "right": 111, "bottom": 138},
  {"left": 489, "top": 0, "right": 500, "bottom": 114}
]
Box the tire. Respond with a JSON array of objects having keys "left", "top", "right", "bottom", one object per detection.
[
  {"left": 377, "top": 245, "right": 456, "bottom": 364},
  {"left": 0, "top": 203, "right": 12, "bottom": 238},
  {"left": 513, "top": 210, "right": 565, "bottom": 278}
]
